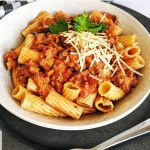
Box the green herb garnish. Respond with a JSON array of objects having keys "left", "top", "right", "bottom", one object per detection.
[
  {"left": 48, "top": 18, "right": 68, "bottom": 34},
  {"left": 71, "top": 12, "right": 107, "bottom": 34}
]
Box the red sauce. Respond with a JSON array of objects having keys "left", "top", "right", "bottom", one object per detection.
[
  {"left": 111, "top": 69, "right": 138, "bottom": 93},
  {"left": 4, "top": 11, "right": 138, "bottom": 98}
]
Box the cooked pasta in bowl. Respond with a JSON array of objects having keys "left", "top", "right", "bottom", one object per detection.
[{"left": 0, "top": 0, "right": 150, "bottom": 130}]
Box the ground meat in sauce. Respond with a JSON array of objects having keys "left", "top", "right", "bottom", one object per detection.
[
  {"left": 39, "top": 50, "right": 54, "bottom": 72},
  {"left": 42, "top": 11, "right": 70, "bottom": 28},
  {"left": 59, "top": 47, "right": 80, "bottom": 71},
  {"left": 50, "top": 59, "right": 73, "bottom": 93},
  {"left": 69, "top": 70, "right": 98, "bottom": 97},
  {"left": 31, "top": 33, "right": 63, "bottom": 56},
  {"left": 111, "top": 70, "right": 138, "bottom": 94},
  {"left": 15, "top": 65, "right": 31, "bottom": 86},
  {"left": 69, "top": 62, "right": 111, "bottom": 97},
  {"left": 33, "top": 73, "right": 51, "bottom": 99},
  {"left": 4, "top": 11, "right": 139, "bottom": 99},
  {"left": 4, "top": 50, "right": 17, "bottom": 70},
  {"left": 26, "top": 59, "right": 53, "bottom": 98},
  {"left": 26, "top": 60, "right": 40, "bottom": 75},
  {"left": 106, "top": 20, "right": 118, "bottom": 47}
]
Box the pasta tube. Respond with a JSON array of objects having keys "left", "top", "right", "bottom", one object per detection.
[
  {"left": 89, "top": 11, "right": 109, "bottom": 23},
  {"left": 12, "top": 85, "right": 28, "bottom": 101},
  {"left": 82, "top": 107, "right": 96, "bottom": 115},
  {"left": 41, "top": 57, "right": 54, "bottom": 68},
  {"left": 125, "top": 55, "right": 145, "bottom": 70},
  {"left": 95, "top": 96, "right": 114, "bottom": 112},
  {"left": 98, "top": 81, "right": 125, "bottom": 101},
  {"left": 18, "top": 47, "right": 40, "bottom": 64},
  {"left": 14, "top": 34, "right": 35, "bottom": 55},
  {"left": 62, "top": 82, "right": 80, "bottom": 101},
  {"left": 27, "top": 78, "right": 38, "bottom": 93},
  {"left": 14, "top": 42, "right": 24, "bottom": 56},
  {"left": 122, "top": 46, "right": 140, "bottom": 60},
  {"left": 22, "top": 21, "right": 40, "bottom": 37},
  {"left": 118, "top": 34, "right": 136, "bottom": 47},
  {"left": 24, "top": 34, "right": 35, "bottom": 48},
  {"left": 21, "top": 92, "right": 60, "bottom": 117},
  {"left": 29, "top": 11, "right": 51, "bottom": 24},
  {"left": 76, "top": 93, "right": 97, "bottom": 108},
  {"left": 115, "top": 25, "right": 122, "bottom": 36},
  {"left": 22, "top": 11, "right": 51, "bottom": 37},
  {"left": 12, "top": 68, "right": 19, "bottom": 87},
  {"left": 46, "top": 90, "right": 83, "bottom": 120},
  {"left": 22, "top": 21, "right": 41, "bottom": 37}
]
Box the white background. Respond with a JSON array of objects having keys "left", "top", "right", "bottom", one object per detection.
[
  {"left": 37, "top": 0, "right": 150, "bottom": 18},
  {"left": 113, "top": 0, "right": 150, "bottom": 18}
]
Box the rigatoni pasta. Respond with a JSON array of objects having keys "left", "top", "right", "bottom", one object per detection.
[
  {"left": 21, "top": 92, "right": 60, "bottom": 117},
  {"left": 62, "top": 82, "right": 80, "bottom": 101},
  {"left": 98, "top": 81, "right": 125, "bottom": 101},
  {"left": 22, "top": 11, "right": 52, "bottom": 37},
  {"left": 46, "top": 90, "right": 83, "bottom": 120},
  {"left": 82, "top": 107, "right": 96, "bottom": 115},
  {"left": 125, "top": 55, "right": 145, "bottom": 70},
  {"left": 118, "top": 34, "right": 136, "bottom": 47},
  {"left": 12, "top": 68, "right": 20, "bottom": 87},
  {"left": 95, "top": 96, "right": 114, "bottom": 112},
  {"left": 18, "top": 47, "right": 40, "bottom": 64},
  {"left": 14, "top": 34, "right": 35, "bottom": 55},
  {"left": 14, "top": 42, "right": 25, "bottom": 56},
  {"left": 4, "top": 10, "right": 145, "bottom": 120},
  {"left": 76, "top": 93, "right": 97, "bottom": 108},
  {"left": 122, "top": 46, "right": 141, "bottom": 60},
  {"left": 12, "top": 85, "right": 28, "bottom": 101},
  {"left": 27, "top": 78, "right": 39, "bottom": 93},
  {"left": 89, "top": 10, "right": 109, "bottom": 23},
  {"left": 22, "top": 22, "right": 41, "bottom": 37},
  {"left": 29, "top": 11, "right": 51, "bottom": 24}
]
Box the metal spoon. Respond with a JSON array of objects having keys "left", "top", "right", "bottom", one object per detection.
[{"left": 71, "top": 118, "right": 150, "bottom": 150}]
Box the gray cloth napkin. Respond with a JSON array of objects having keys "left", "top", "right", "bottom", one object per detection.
[
  {"left": 0, "top": 0, "right": 35, "bottom": 18},
  {"left": 0, "top": 0, "right": 114, "bottom": 19}
]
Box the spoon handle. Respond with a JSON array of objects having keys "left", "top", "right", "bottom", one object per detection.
[{"left": 94, "top": 118, "right": 150, "bottom": 150}]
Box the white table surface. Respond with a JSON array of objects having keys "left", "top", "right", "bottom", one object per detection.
[
  {"left": 37, "top": 0, "right": 150, "bottom": 18},
  {"left": 113, "top": 0, "right": 150, "bottom": 18}
]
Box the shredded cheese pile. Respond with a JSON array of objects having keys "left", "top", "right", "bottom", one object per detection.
[{"left": 60, "top": 30, "right": 143, "bottom": 78}]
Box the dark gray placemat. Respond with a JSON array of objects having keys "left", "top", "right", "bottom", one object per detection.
[{"left": 0, "top": 3, "right": 150, "bottom": 150}]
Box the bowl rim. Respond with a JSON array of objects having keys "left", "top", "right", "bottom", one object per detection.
[{"left": 0, "top": 0, "right": 150, "bottom": 131}]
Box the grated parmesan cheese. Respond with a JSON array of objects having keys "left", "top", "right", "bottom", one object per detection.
[
  {"left": 111, "top": 66, "right": 118, "bottom": 77},
  {"left": 60, "top": 30, "right": 143, "bottom": 76}
]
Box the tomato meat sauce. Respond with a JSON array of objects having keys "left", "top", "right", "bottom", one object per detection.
[{"left": 4, "top": 11, "right": 138, "bottom": 99}]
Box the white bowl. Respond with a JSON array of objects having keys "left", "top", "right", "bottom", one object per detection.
[{"left": 0, "top": 0, "right": 150, "bottom": 130}]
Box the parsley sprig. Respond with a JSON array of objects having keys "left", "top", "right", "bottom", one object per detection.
[
  {"left": 48, "top": 12, "right": 107, "bottom": 34},
  {"left": 48, "top": 18, "right": 68, "bottom": 34},
  {"left": 71, "top": 12, "right": 107, "bottom": 34}
]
